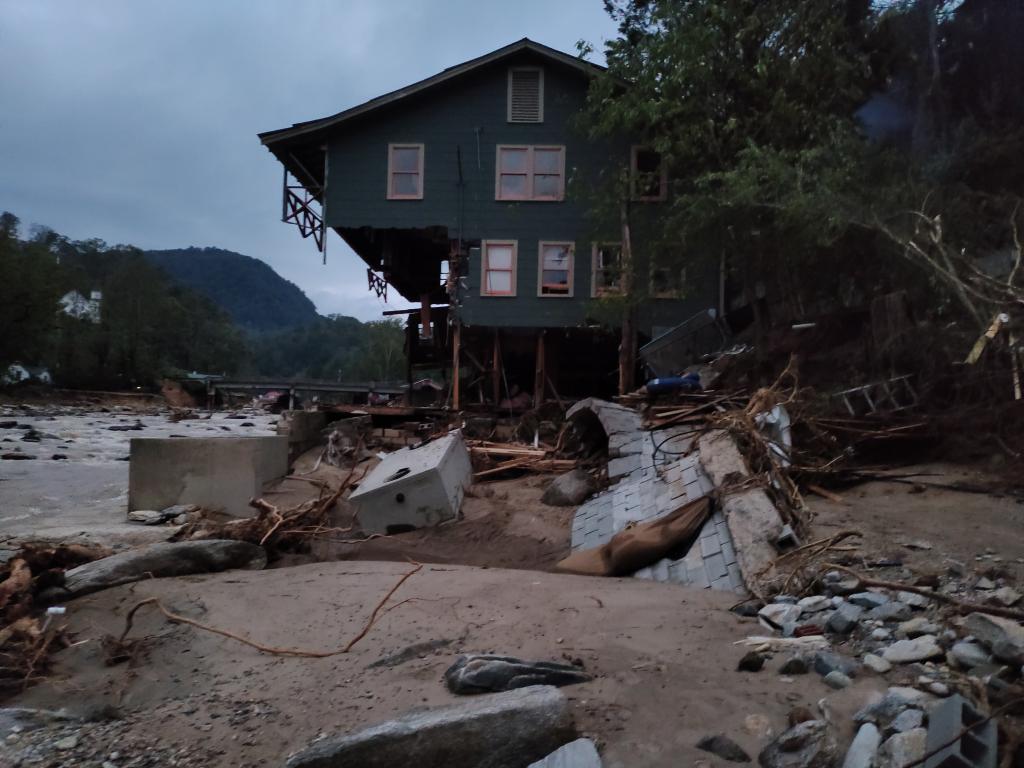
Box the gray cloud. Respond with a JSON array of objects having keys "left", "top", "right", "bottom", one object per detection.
[{"left": 0, "top": 0, "right": 614, "bottom": 320}]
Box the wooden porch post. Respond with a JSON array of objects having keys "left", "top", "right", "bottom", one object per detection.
[
  {"left": 419, "top": 293, "right": 432, "bottom": 339},
  {"left": 452, "top": 322, "right": 461, "bottom": 411},
  {"left": 533, "top": 329, "right": 546, "bottom": 409},
  {"left": 618, "top": 201, "right": 637, "bottom": 395},
  {"left": 491, "top": 329, "right": 502, "bottom": 405}
]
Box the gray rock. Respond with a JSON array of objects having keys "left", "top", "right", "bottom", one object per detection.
[
  {"left": 854, "top": 691, "right": 920, "bottom": 727},
  {"left": 55, "top": 734, "right": 79, "bottom": 750},
  {"left": 889, "top": 709, "right": 924, "bottom": 733},
  {"left": 867, "top": 602, "right": 912, "bottom": 623},
  {"left": 895, "top": 591, "right": 931, "bottom": 609},
  {"left": 826, "top": 602, "right": 863, "bottom": 635},
  {"left": 881, "top": 635, "right": 943, "bottom": 664},
  {"left": 528, "top": 738, "right": 603, "bottom": 768},
  {"left": 951, "top": 641, "right": 990, "bottom": 669},
  {"left": 127, "top": 509, "right": 167, "bottom": 525},
  {"left": 696, "top": 734, "right": 751, "bottom": 763},
  {"left": 841, "top": 723, "right": 880, "bottom": 768},
  {"left": 779, "top": 656, "right": 809, "bottom": 675},
  {"left": 757, "top": 719, "right": 839, "bottom": 768},
  {"left": 848, "top": 592, "right": 889, "bottom": 610},
  {"left": 54, "top": 540, "right": 266, "bottom": 599},
  {"left": 975, "top": 576, "right": 996, "bottom": 590},
  {"left": 444, "top": 655, "right": 591, "bottom": 695},
  {"left": 0, "top": 708, "right": 75, "bottom": 734},
  {"left": 813, "top": 651, "right": 860, "bottom": 679},
  {"left": 965, "top": 612, "right": 1024, "bottom": 664},
  {"left": 863, "top": 654, "right": 892, "bottom": 674},
  {"left": 896, "top": 617, "right": 939, "bottom": 638},
  {"left": 876, "top": 728, "right": 926, "bottom": 768},
  {"left": 285, "top": 685, "right": 574, "bottom": 768},
  {"left": 541, "top": 470, "right": 598, "bottom": 507},
  {"left": 871, "top": 628, "right": 892, "bottom": 641},
  {"left": 759, "top": 603, "right": 803, "bottom": 631},
  {"left": 797, "top": 595, "right": 831, "bottom": 615},
  {"left": 989, "top": 586, "right": 1021, "bottom": 606},
  {"left": 823, "top": 671, "right": 851, "bottom": 689}
]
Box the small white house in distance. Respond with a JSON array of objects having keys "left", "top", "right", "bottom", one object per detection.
[
  {"left": 2, "top": 362, "right": 52, "bottom": 386},
  {"left": 59, "top": 290, "right": 102, "bottom": 323}
]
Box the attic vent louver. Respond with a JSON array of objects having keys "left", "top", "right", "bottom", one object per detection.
[{"left": 508, "top": 67, "right": 544, "bottom": 123}]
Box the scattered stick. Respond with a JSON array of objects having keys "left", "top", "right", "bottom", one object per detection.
[
  {"left": 828, "top": 564, "right": 1024, "bottom": 621},
  {"left": 805, "top": 484, "right": 848, "bottom": 505},
  {"left": 117, "top": 562, "right": 423, "bottom": 658}
]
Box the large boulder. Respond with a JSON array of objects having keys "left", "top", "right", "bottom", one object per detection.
[
  {"left": 284, "top": 685, "right": 575, "bottom": 768},
  {"left": 444, "top": 654, "right": 591, "bottom": 695},
  {"left": 541, "top": 470, "right": 598, "bottom": 507},
  {"left": 54, "top": 540, "right": 266, "bottom": 599},
  {"left": 964, "top": 612, "right": 1024, "bottom": 664}
]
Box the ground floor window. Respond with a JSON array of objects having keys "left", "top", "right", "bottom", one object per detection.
[
  {"left": 538, "top": 241, "right": 574, "bottom": 296},
  {"left": 481, "top": 240, "right": 517, "bottom": 296}
]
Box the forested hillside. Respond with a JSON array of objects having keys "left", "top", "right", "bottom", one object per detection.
[
  {"left": 145, "top": 247, "right": 318, "bottom": 332},
  {"left": 0, "top": 215, "right": 406, "bottom": 389}
]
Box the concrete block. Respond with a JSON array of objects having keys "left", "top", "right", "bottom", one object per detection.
[
  {"left": 349, "top": 432, "right": 472, "bottom": 535},
  {"left": 129, "top": 436, "right": 288, "bottom": 518},
  {"left": 924, "top": 694, "right": 997, "bottom": 768}
]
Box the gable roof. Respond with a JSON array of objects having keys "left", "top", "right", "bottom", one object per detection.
[{"left": 258, "top": 38, "right": 605, "bottom": 147}]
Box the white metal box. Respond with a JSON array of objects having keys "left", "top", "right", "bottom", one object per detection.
[{"left": 349, "top": 432, "right": 472, "bottom": 535}]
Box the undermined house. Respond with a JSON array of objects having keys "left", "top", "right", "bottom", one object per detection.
[{"left": 258, "top": 39, "right": 726, "bottom": 406}]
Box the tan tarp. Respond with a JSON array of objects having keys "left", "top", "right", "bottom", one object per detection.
[{"left": 556, "top": 497, "right": 711, "bottom": 577}]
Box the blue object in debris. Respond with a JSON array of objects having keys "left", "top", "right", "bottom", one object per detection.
[{"left": 645, "top": 372, "right": 702, "bottom": 395}]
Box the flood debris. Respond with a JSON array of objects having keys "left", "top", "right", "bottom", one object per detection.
[{"left": 444, "top": 654, "right": 591, "bottom": 695}]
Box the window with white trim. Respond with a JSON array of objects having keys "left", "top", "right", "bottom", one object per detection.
[
  {"left": 387, "top": 143, "right": 424, "bottom": 200},
  {"left": 651, "top": 263, "right": 686, "bottom": 298},
  {"left": 495, "top": 145, "right": 565, "bottom": 201},
  {"left": 481, "top": 240, "right": 517, "bottom": 296},
  {"left": 630, "top": 146, "right": 667, "bottom": 201},
  {"left": 507, "top": 67, "right": 544, "bottom": 123},
  {"left": 538, "top": 242, "right": 574, "bottom": 297},
  {"left": 592, "top": 243, "right": 623, "bottom": 297}
]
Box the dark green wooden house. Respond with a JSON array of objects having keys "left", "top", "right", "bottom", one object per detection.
[{"left": 259, "top": 39, "right": 717, "bottom": 405}]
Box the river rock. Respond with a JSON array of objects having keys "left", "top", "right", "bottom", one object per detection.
[
  {"left": 127, "top": 509, "right": 166, "bottom": 525},
  {"left": 757, "top": 719, "right": 839, "bottom": 768},
  {"left": 841, "top": 723, "right": 880, "bottom": 768},
  {"left": 881, "top": 635, "right": 943, "bottom": 664},
  {"left": 444, "top": 655, "right": 591, "bottom": 695},
  {"left": 896, "top": 591, "right": 931, "bottom": 609},
  {"left": 889, "top": 708, "right": 924, "bottom": 733},
  {"left": 951, "top": 641, "right": 990, "bottom": 669},
  {"left": 876, "top": 728, "right": 926, "bottom": 768},
  {"left": 867, "top": 602, "right": 912, "bottom": 622},
  {"left": 896, "top": 617, "right": 939, "bottom": 638},
  {"left": 854, "top": 689, "right": 924, "bottom": 727},
  {"left": 797, "top": 595, "right": 831, "bottom": 615},
  {"left": 823, "top": 671, "right": 851, "bottom": 689},
  {"left": 541, "top": 470, "right": 598, "bottom": 507},
  {"left": 759, "top": 603, "right": 803, "bottom": 631},
  {"left": 826, "top": 602, "right": 863, "bottom": 635},
  {"left": 696, "top": 734, "right": 751, "bottom": 763},
  {"left": 813, "top": 651, "right": 859, "bottom": 679},
  {"left": 528, "top": 738, "right": 603, "bottom": 768},
  {"left": 285, "top": 685, "right": 574, "bottom": 768},
  {"left": 965, "top": 612, "right": 1024, "bottom": 664},
  {"left": 863, "top": 654, "right": 892, "bottom": 674},
  {"left": 848, "top": 592, "right": 889, "bottom": 610},
  {"left": 989, "top": 586, "right": 1021, "bottom": 606},
  {"left": 54, "top": 540, "right": 266, "bottom": 599}
]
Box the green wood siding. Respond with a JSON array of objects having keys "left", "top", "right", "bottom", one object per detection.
[{"left": 323, "top": 51, "right": 715, "bottom": 334}]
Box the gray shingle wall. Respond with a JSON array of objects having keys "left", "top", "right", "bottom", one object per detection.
[{"left": 568, "top": 400, "right": 746, "bottom": 594}]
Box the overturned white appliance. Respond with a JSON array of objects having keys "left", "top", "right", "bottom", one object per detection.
[{"left": 349, "top": 432, "right": 472, "bottom": 535}]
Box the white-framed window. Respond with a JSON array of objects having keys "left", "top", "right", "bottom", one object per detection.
[
  {"left": 507, "top": 67, "right": 544, "bottom": 123},
  {"left": 592, "top": 243, "right": 623, "bottom": 297},
  {"left": 495, "top": 145, "right": 565, "bottom": 201},
  {"left": 537, "top": 241, "right": 574, "bottom": 297},
  {"left": 630, "top": 146, "right": 667, "bottom": 201},
  {"left": 481, "top": 240, "right": 517, "bottom": 296},
  {"left": 651, "top": 264, "right": 686, "bottom": 298},
  {"left": 386, "top": 143, "right": 424, "bottom": 200}
]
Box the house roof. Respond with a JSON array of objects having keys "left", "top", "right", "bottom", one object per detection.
[{"left": 258, "top": 38, "right": 606, "bottom": 147}]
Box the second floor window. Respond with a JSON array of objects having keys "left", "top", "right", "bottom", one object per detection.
[
  {"left": 387, "top": 143, "right": 424, "bottom": 200},
  {"left": 495, "top": 145, "right": 565, "bottom": 201}
]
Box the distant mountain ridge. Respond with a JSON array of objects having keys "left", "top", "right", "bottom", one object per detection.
[{"left": 144, "top": 247, "right": 320, "bottom": 332}]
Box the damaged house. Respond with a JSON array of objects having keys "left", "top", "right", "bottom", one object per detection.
[{"left": 259, "top": 39, "right": 721, "bottom": 405}]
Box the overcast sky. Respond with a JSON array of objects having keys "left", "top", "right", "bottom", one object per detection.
[{"left": 0, "top": 1, "right": 616, "bottom": 321}]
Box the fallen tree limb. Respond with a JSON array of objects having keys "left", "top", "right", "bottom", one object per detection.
[
  {"left": 116, "top": 562, "right": 423, "bottom": 658},
  {"left": 828, "top": 564, "right": 1024, "bottom": 621}
]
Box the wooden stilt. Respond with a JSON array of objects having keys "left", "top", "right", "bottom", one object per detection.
[
  {"left": 491, "top": 329, "right": 501, "bottom": 405},
  {"left": 452, "top": 322, "right": 462, "bottom": 411},
  {"left": 533, "top": 329, "right": 546, "bottom": 409}
]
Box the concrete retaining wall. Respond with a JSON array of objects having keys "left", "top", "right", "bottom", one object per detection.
[{"left": 129, "top": 436, "right": 289, "bottom": 517}]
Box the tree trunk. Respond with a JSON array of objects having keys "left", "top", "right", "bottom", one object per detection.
[{"left": 618, "top": 201, "right": 637, "bottom": 395}]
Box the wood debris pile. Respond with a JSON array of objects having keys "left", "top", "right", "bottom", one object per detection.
[
  {"left": 467, "top": 439, "right": 578, "bottom": 481},
  {"left": 0, "top": 542, "right": 112, "bottom": 698}
]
